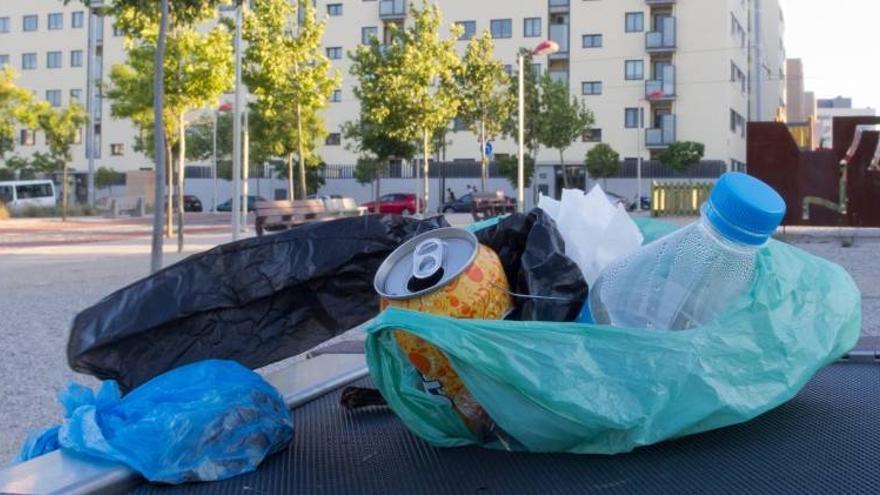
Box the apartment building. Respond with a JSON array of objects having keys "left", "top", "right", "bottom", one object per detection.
[{"left": 2, "top": 0, "right": 785, "bottom": 186}]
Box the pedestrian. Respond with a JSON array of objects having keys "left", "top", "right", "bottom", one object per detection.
[{"left": 447, "top": 188, "right": 456, "bottom": 202}]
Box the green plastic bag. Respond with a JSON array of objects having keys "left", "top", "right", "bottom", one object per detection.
[{"left": 364, "top": 218, "right": 860, "bottom": 454}]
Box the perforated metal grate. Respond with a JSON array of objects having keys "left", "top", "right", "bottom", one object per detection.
[{"left": 133, "top": 363, "right": 879, "bottom": 495}]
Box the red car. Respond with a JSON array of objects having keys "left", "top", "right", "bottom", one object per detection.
[{"left": 361, "top": 193, "right": 424, "bottom": 215}]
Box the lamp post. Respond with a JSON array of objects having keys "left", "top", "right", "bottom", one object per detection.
[
  {"left": 214, "top": 102, "right": 233, "bottom": 212},
  {"left": 518, "top": 40, "right": 558, "bottom": 213},
  {"left": 231, "top": 0, "right": 243, "bottom": 240}
]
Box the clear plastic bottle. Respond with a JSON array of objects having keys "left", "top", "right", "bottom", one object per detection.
[{"left": 586, "top": 172, "right": 786, "bottom": 331}]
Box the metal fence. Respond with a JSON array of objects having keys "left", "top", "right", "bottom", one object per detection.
[
  {"left": 319, "top": 161, "right": 504, "bottom": 179},
  {"left": 651, "top": 181, "right": 714, "bottom": 216}
]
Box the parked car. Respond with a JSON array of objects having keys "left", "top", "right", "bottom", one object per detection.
[
  {"left": 361, "top": 193, "right": 424, "bottom": 215},
  {"left": 216, "top": 195, "right": 267, "bottom": 212},
  {"left": 0, "top": 180, "right": 56, "bottom": 211},
  {"left": 165, "top": 194, "right": 203, "bottom": 212},
  {"left": 438, "top": 193, "right": 474, "bottom": 213}
]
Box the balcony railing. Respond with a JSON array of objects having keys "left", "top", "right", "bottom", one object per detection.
[
  {"left": 645, "top": 65, "right": 675, "bottom": 100},
  {"left": 646, "top": 114, "right": 676, "bottom": 148},
  {"left": 549, "top": 0, "right": 570, "bottom": 12},
  {"left": 646, "top": 16, "right": 676, "bottom": 52},
  {"left": 379, "top": 0, "right": 405, "bottom": 18},
  {"left": 645, "top": 0, "right": 676, "bottom": 5},
  {"left": 549, "top": 24, "right": 569, "bottom": 53}
]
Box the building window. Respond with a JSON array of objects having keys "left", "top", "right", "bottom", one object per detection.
[
  {"left": 361, "top": 26, "right": 377, "bottom": 44},
  {"left": 331, "top": 89, "right": 342, "bottom": 102},
  {"left": 48, "top": 13, "right": 63, "bottom": 30},
  {"left": 70, "top": 49, "right": 83, "bottom": 67},
  {"left": 625, "top": 60, "right": 644, "bottom": 80},
  {"left": 582, "top": 128, "right": 602, "bottom": 142},
  {"left": 47, "top": 51, "right": 62, "bottom": 69},
  {"left": 21, "top": 53, "right": 37, "bottom": 70},
  {"left": 457, "top": 21, "right": 476, "bottom": 40},
  {"left": 625, "top": 108, "right": 640, "bottom": 128},
  {"left": 70, "top": 88, "right": 82, "bottom": 103},
  {"left": 490, "top": 19, "right": 512, "bottom": 39},
  {"left": 20, "top": 129, "right": 36, "bottom": 146},
  {"left": 523, "top": 17, "right": 541, "bottom": 38},
  {"left": 0, "top": 17, "right": 9, "bottom": 33},
  {"left": 71, "top": 11, "right": 84, "bottom": 29},
  {"left": 326, "top": 47, "right": 342, "bottom": 60},
  {"left": 582, "top": 34, "right": 602, "bottom": 48},
  {"left": 730, "top": 109, "right": 745, "bottom": 137},
  {"left": 110, "top": 143, "right": 124, "bottom": 156},
  {"left": 327, "top": 3, "right": 343, "bottom": 16},
  {"left": 23, "top": 15, "right": 38, "bottom": 32},
  {"left": 46, "top": 89, "right": 62, "bottom": 107},
  {"left": 325, "top": 133, "right": 341, "bottom": 146},
  {"left": 581, "top": 81, "right": 602, "bottom": 95},
  {"left": 0, "top": 55, "right": 9, "bottom": 68},
  {"left": 625, "top": 12, "right": 644, "bottom": 33},
  {"left": 113, "top": 25, "right": 123, "bottom": 36}
]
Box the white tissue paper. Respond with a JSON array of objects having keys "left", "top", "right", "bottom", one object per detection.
[{"left": 538, "top": 185, "right": 643, "bottom": 285}]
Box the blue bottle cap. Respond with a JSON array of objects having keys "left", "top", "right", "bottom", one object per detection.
[{"left": 704, "top": 172, "right": 786, "bottom": 245}]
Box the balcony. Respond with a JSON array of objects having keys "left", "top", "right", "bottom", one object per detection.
[
  {"left": 645, "top": 65, "right": 675, "bottom": 100},
  {"left": 549, "top": 0, "right": 570, "bottom": 13},
  {"left": 379, "top": 0, "right": 405, "bottom": 19},
  {"left": 548, "top": 24, "right": 569, "bottom": 55},
  {"left": 645, "top": 114, "right": 676, "bottom": 148},
  {"left": 646, "top": 16, "right": 676, "bottom": 52},
  {"left": 645, "top": 0, "right": 675, "bottom": 4}
]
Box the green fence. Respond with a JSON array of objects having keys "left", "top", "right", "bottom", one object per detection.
[{"left": 651, "top": 181, "right": 714, "bottom": 217}]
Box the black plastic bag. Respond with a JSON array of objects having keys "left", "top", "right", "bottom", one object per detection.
[
  {"left": 475, "top": 209, "right": 588, "bottom": 321},
  {"left": 68, "top": 215, "right": 449, "bottom": 391}
]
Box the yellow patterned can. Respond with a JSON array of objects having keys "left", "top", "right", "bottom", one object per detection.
[{"left": 374, "top": 227, "right": 513, "bottom": 439}]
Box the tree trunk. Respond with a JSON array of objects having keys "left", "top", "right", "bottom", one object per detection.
[
  {"left": 423, "top": 127, "right": 430, "bottom": 215},
  {"left": 374, "top": 163, "right": 382, "bottom": 213},
  {"left": 242, "top": 109, "right": 249, "bottom": 230},
  {"left": 287, "top": 152, "right": 294, "bottom": 201},
  {"left": 177, "top": 112, "right": 185, "bottom": 253},
  {"left": 479, "top": 121, "right": 487, "bottom": 192},
  {"left": 150, "top": 0, "right": 168, "bottom": 272},
  {"left": 61, "top": 161, "right": 68, "bottom": 221},
  {"left": 296, "top": 103, "right": 307, "bottom": 200},
  {"left": 560, "top": 150, "right": 570, "bottom": 189},
  {"left": 165, "top": 139, "right": 173, "bottom": 238}
]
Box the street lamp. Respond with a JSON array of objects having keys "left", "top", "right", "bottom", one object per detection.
[
  {"left": 214, "top": 102, "right": 233, "bottom": 213},
  {"left": 518, "top": 40, "right": 558, "bottom": 213},
  {"left": 231, "top": 0, "right": 244, "bottom": 240}
]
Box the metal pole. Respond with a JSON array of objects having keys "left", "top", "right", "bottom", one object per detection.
[
  {"left": 637, "top": 106, "right": 643, "bottom": 208},
  {"left": 85, "top": 5, "right": 98, "bottom": 206},
  {"left": 150, "top": 0, "right": 168, "bottom": 272},
  {"left": 517, "top": 54, "right": 525, "bottom": 213},
  {"left": 212, "top": 108, "right": 218, "bottom": 211},
  {"left": 231, "top": 0, "right": 243, "bottom": 240},
  {"left": 241, "top": 106, "right": 249, "bottom": 231},
  {"left": 754, "top": 0, "right": 764, "bottom": 121}
]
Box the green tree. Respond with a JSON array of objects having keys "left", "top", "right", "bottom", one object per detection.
[
  {"left": 658, "top": 141, "right": 706, "bottom": 174},
  {"left": 244, "top": 0, "right": 339, "bottom": 200},
  {"left": 0, "top": 68, "right": 39, "bottom": 162},
  {"left": 73, "top": 0, "right": 229, "bottom": 270},
  {"left": 538, "top": 75, "right": 594, "bottom": 189},
  {"left": 96, "top": 166, "right": 124, "bottom": 195},
  {"left": 495, "top": 154, "right": 535, "bottom": 190},
  {"left": 584, "top": 143, "right": 620, "bottom": 189},
  {"left": 107, "top": 11, "right": 233, "bottom": 251},
  {"left": 37, "top": 103, "right": 89, "bottom": 220},
  {"left": 501, "top": 51, "right": 541, "bottom": 159},
  {"left": 342, "top": 119, "right": 415, "bottom": 212},
  {"left": 454, "top": 30, "right": 510, "bottom": 191}
]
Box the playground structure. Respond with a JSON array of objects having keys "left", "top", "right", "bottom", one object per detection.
[{"left": 748, "top": 116, "right": 880, "bottom": 227}]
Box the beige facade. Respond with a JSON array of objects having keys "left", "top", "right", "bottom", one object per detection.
[
  {"left": 786, "top": 58, "right": 806, "bottom": 122},
  {"left": 3, "top": 0, "right": 785, "bottom": 176}
]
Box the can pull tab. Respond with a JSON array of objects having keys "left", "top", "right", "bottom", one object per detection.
[{"left": 407, "top": 238, "right": 446, "bottom": 293}]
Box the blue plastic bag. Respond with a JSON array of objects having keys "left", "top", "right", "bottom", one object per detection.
[
  {"left": 365, "top": 218, "right": 861, "bottom": 454},
  {"left": 14, "top": 360, "right": 293, "bottom": 483}
]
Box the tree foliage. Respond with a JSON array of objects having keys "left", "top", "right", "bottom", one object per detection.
[
  {"left": 244, "top": 0, "right": 339, "bottom": 199},
  {"left": 584, "top": 143, "right": 620, "bottom": 186},
  {"left": 658, "top": 141, "right": 705, "bottom": 173},
  {"left": 454, "top": 30, "right": 510, "bottom": 190},
  {"left": 501, "top": 51, "right": 542, "bottom": 158},
  {"left": 0, "top": 68, "right": 40, "bottom": 161},
  {"left": 538, "top": 75, "right": 594, "bottom": 188},
  {"left": 495, "top": 154, "right": 535, "bottom": 189}
]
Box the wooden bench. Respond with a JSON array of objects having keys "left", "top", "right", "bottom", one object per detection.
[
  {"left": 471, "top": 191, "right": 516, "bottom": 221},
  {"left": 255, "top": 199, "right": 331, "bottom": 236},
  {"left": 324, "top": 197, "right": 368, "bottom": 217}
]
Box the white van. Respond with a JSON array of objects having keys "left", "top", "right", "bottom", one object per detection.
[{"left": 0, "top": 180, "right": 57, "bottom": 211}]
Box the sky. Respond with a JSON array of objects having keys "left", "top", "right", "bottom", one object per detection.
[{"left": 779, "top": 0, "right": 880, "bottom": 110}]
